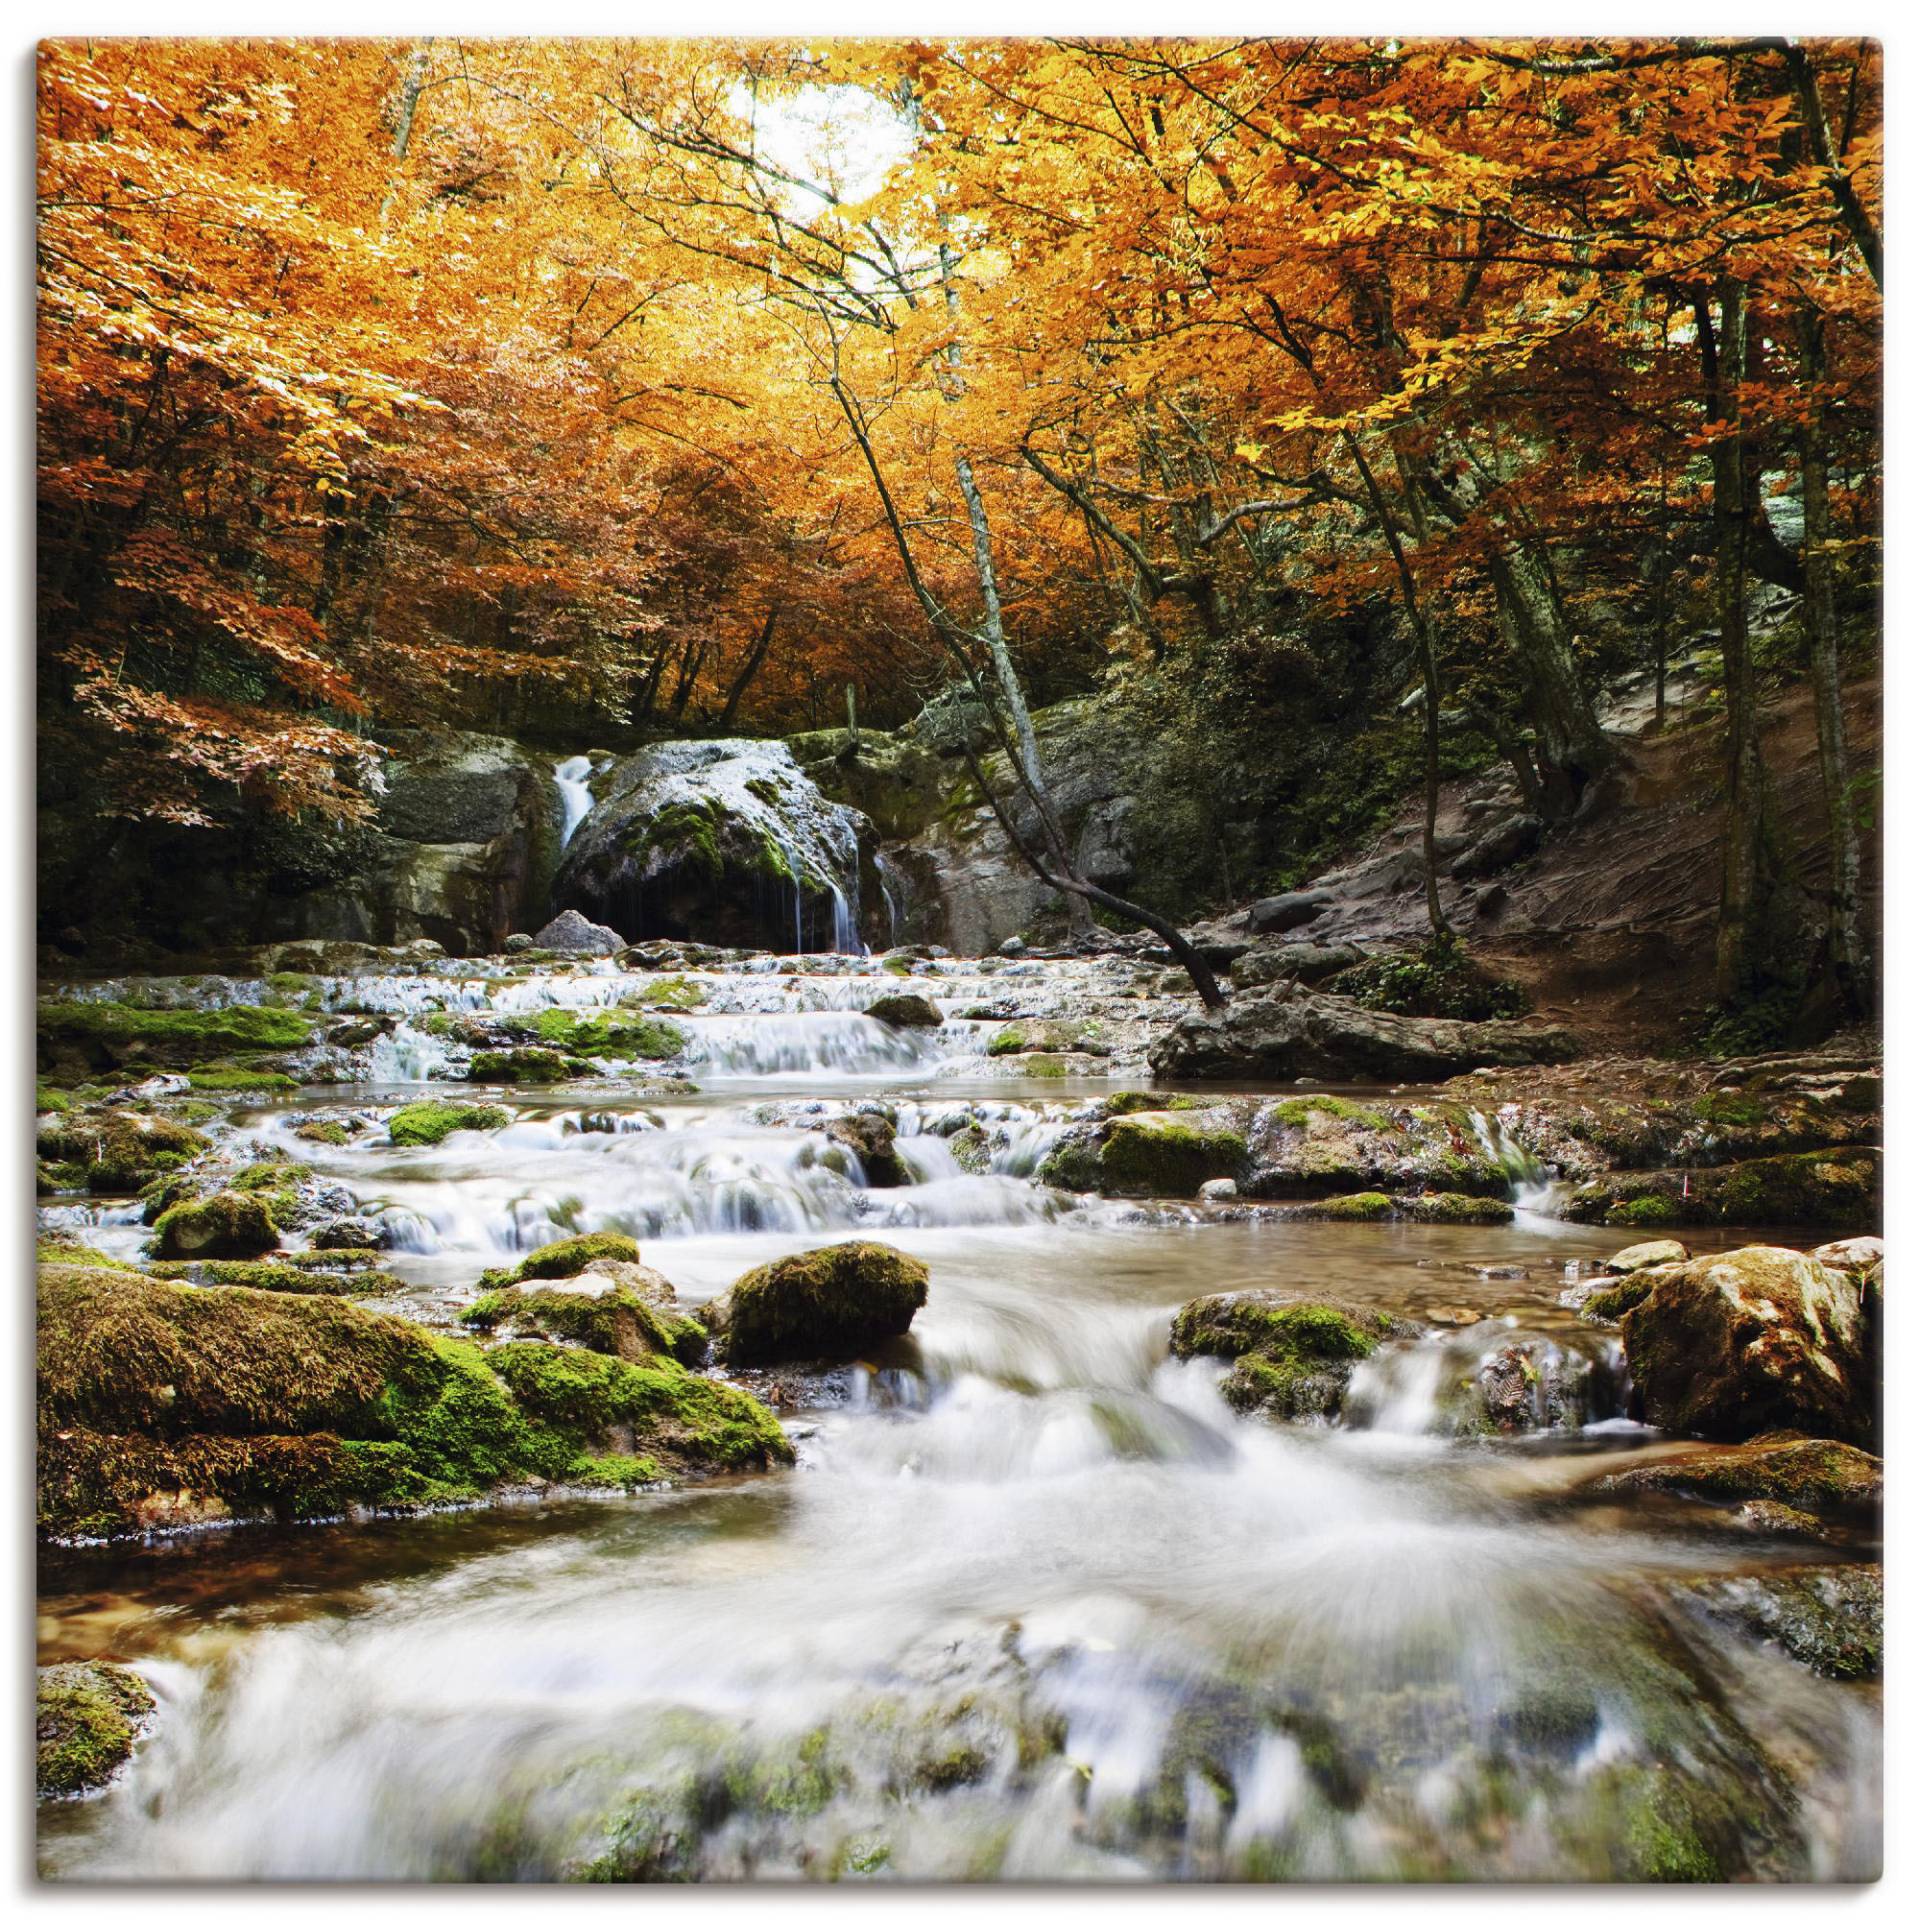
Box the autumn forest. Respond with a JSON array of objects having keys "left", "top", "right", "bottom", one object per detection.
[{"left": 34, "top": 37, "right": 1887, "bottom": 1886}]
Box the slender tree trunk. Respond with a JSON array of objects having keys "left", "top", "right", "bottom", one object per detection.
[
  {"left": 1797, "top": 307, "right": 1869, "bottom": 1015},
  {"left": 715, "top": 604, "right": 777, "bottom": 733},
  {"left": 1705, "top": 278, "right": 1776, "bottom": 1001},
  {"left": 1343, "top": 429, "right": 1450, "bottom": 942}
]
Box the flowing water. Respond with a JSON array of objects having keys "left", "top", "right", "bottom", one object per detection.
[{"left": 36, "top": 963, "right": 1881, "bottom": 1883}]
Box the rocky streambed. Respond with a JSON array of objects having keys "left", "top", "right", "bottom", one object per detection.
[{"left": 35, "top": 945, "right": 1882, "bottom": 1881}]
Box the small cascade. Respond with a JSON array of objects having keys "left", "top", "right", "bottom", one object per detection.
[
  {"left": 367, "top": 1021, "right": 464, "bottom": 1083},
  {"left": 553, "top": 755, "right": 597, "bottom": 848},
  {"left": 678, "top": 1011, "right": 945, "bottom": 1079},
  {"left": 1343, "top": 1322, "right": 1623, "bottom": 1440},
  {"left": 1469, "top": 1107, "right": 1562, "bottom": 1216}
]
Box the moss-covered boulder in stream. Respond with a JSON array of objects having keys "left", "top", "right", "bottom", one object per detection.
[
  {"left": 389, "top": 1100, "right": 514, "bottom": 1147},
  {"left": 35, "top": 1265, "right": 790, "bottom": 1540},
  {"left": 864, "top": 992, "right": 942, "bottom": 1030},
  {"left": 152, "top": 1190, "right": 280, "bottom": 1259},
  {"left": 463, "top": 1259, "right": 709, "bottom": 1364},
  {"left": 36, "top": 1661, "right": 156, "bottom": 1799},
  {"left": 1589, "top": 1432, "right": 1883, "bottom": 1520},
  {"left": 37, "top": 1000, "right": 318, "bottom": 1080},
  {"left": 1170, "top": 1291, "right": 1416, "bottom": 1421},
  {"left": 510, "top": 1232, "right": 641, "bottom": 1280},
  {"left": 1041, "top": 1107, "right": 1250, "bottom": 1197},
  {"left": 1619, "top": 1247, "right": 1875, "bottom": 1445},
  {"left": 466, "top": 1046, "right": 574, "bottom": 1085},
  {"left": 1562, "top": 1149, "right": 1881, "bottom": 1231},
  {"left": 37, "top": 1111, "right": 209, "bottom": 1195},
  {"left": 702, "top": 1241, "right": 930, "bottom": 1364}
]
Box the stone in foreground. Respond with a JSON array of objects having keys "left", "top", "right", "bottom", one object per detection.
[
  {"left": 1619, "top": 1246, "right": 1875, "bottom": 1445},
  {"left": 1170, "top": 1289, "right": 1415, "bottom": 1421},
  {"left": 36, "top": 1660, "right": 156, "bottom": 1799},
  {"left": 702, "top": 1240, "right": 930, "bottom": 1364}
]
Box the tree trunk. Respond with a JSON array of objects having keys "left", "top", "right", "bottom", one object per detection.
[
  {"left": 1705, "top": 277, "right": 1778, "bottom": 1002},
  {"left": 1797, "top": 307, "right": 1870, "bottom": 1015},
  {"left": 715, "top": 604, "right": 777, "bottom": 733}
]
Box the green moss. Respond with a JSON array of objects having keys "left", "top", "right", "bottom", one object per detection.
[
  {"left": 513, "top": 1232, "right": 641, "bottom": 1281},
  {"left": 1084, "top": 1111, "right": 1250, "bottom": 1196},
  {"left": 1597, "top": 1434, "right": 1882, "bottom": 1514},
  {"left": 36, "top": 1084, "right": 72, "bottom": 1114},
  {"left": 706, "top": 1241, "right": 929, "bottom": 1364},
  {"left": 1271, "top": 1095, "right": 1394, "bottom": 1133},
  {"left": 1582, "top": 1273, "right": 1659, "bottom": 1320},
  {"left": 36, "top": 1661, "right": 156, "bottom": 1798},
  {"left": 485, "top": 1343, "right": 791, "bottom": 1471},
  {"left": 190, "top": 1261, "right": 402, "bottom": 1298},
  {"left": 1312, "top": 1191, "right": 1395, "bottom": 1220},
  {"left": 467, "top": 1047, "right": 574, "bottom": 1085},
  {"left": 639, "top": 802, "right": 724, "bottom": 877},
  {"left": 1622, "top": 1775, "right": 1724, "bottom": 1882},
  {"left": 187, "top": 1067, "right": 299, "bottom": 1092},
  {"left": 38, "top": 1001, "right": 317, "bottom": 1057},
  {"left": 389, "top": 1101, "right": 514, "bottom": 1148},
  {"left": 462, "top": 1283, "right": 707, "bottom": 1365},
  {"left": 510, "top": 1009, "right": 685, "bottom": 1061},
  {"left": 296, "top": 1120, "right": 351, "bottom": 1146},
  {"left": 634, "top": 975, "right": 706, "bottom": 1010},
  {"left": 1394, "top": 1192, "right": 1514, "bottom": 1225},
  {"left": 1172, "top": 1293, "right": 1404, "bottom": 1422},
  {"left": 42, "top": 1113, "right": 211, "bottom": 1195},
  {"left": 1613, "top": 1195, "right": 1685, "bottom": 1228},
  {"left": 985, "top": 1026, "right": 1027, "bottom": 1057},
  {"left": 153, "top": 1191, "right": 280, "bottom": 1259},
  {"left": 880, "top": 953, "right": 914, "bottom": 976},
  {"left": 1693, "top": 1091, "right": 1767, "bottom": 1130},
  {"left": 1102, "top": 1090, "right": 1170, "bottom": 1115},
  {"left": 1569, "top": 1150, "right": 1882, "bottom": 1230},
  {"left": 1022, "top": 1054, "right": 1070, "bottom": 1079}
]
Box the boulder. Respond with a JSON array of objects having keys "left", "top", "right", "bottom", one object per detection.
[
  {"left": 36, "top": 1263, "right": 790, "bottom": 1540},
  {"left": 461, "top": 1260, "right": 708, "bottom": 1365},
  {"left": 1149, "top": 980, "right": 1578, "bottom": 1082},
  {"left": 1229, "top": 942, "right": 1366, "bottom": 989},
  {"left": 1589, "top": 1432, "right": 1882, "bottom": 1518},
  {"left": 36, "top": 1661, "right": 156, "bottom": 1799},
  {"left": 1676, "top": 1565, "right": 1882, "bottom": 1680},
  {"left": 531, "top": 909, "right": 624, "bottom": 955},
  {"left": 1450, "top": 813, "right": 1544, "bottom": 882},
  {"left": 1170, "top": 1291, "right": 1416, "bottom": 1421},
  {"left": 552, "top": 739, "right": 875, "bottom": 953},
  {"left": 1813, "top": 1236, "right": 1884, "bottom": 1274},
  {"left": 1041, "top": 1106, "right": 1250, "bottom": 1197},
  {"left": 153, "top": 1190, "right": 280, "bottom": 1259},
  {"left": 1606, "top": 1238, "right": 1689, "bottom": 1274},
  {"left": 864, "top": 992, "right": 943, "bottom": 1030},
  {"left": 701, "top": 1240, "right": 930, "bottom": 1364},
  {"left": 823, "top": 1112, "right": 908, "bottom": 1187},
  {"left": 1246, "top": 889, "right": 1333, "bottom": 935},
  {"left": 1619, "top": 1246, "right": 1875, "bottom": 1444},
  {"left": 1562, "top": 1149, "right": 1882, "bottom": 1230}
]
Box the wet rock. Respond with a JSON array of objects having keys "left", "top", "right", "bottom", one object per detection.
[
  {"left": 1240, "top": 1095, "right": 1507, "bottom": 1201},
  {"left": 1041, "top": 1107, "right": 1250, "bottom": 1198},
  {"left": 153, "top": 1190, "right": 280, "bottom": 1259},
  {"left": 1246, "top": 888, "right": 1333, "bottom": 934},
  {"left": 388, "top": 1100, "right": 514, "bottom": 1147},
  {"left": 462, "top": 1260, "right": 707, "bottom": 1365},
  {"left": 36, "top": 1660, "right": 156, "bottom": 1799},
  {"left": 1607, "top": 1239, "right": 1689, "bottom": 1274},
  {"left": 1450, "top": 813, "right": 1543, "bottom": 882},
  {"left": 1813, "top": 1235, "right": 1884, "bottom": 1274},
  {"left": 998, "top": 936, "right": 1026, "bottom": 956},
  {"left": 864, "top": 992, "right": 942, "bottom": 1030},
  {"left": 1619, "top": 1247, "right": 1875, "bottom": 1444},
  {"left": 552, "top": 738, "right": 874, "bottom": 952},
  {"left": 466, "top": 1046, "right": 574, "bottom": 1085},
  {"left": 1561, "top": 1149, "right": 1882, "bottom": 1230},
  {"left": 36, "top": 1263, "right": 790, "bottom": 1540},
  {"left": 1199, "top": 1177, "right": 1239, "bottom": 1202},
  {"left": 1170, "top": 1290, "right": 1416, "bottom": 1421},
  {"left": 701, "top": 1241, "right": 930, "bottom": 1365},
  {"left": 1589, "top": 1432, "right": 1882, "bottom": 1518},
  {"left": 503, "top": 932, "right": 534, "bottom": 953},
  {"left": 37, "top": 1110, "right": 209, "bottom": 1196},
  {"left": 531, "top": 909, "right": 624, "bottom": 955},
  {"left": 311, "top": 1216, "right": 391, "bottom": 1252},
  {"left": 825, "top": 1111, "right": 909, "bottom": 1187},
  {"left": 1149, "top": 980, "right": 1577, "bottom": 1083},
  {"left": 1677, "top": 1564, "right": 1882, "bottom": 1679},
  {"left": 1229, "top": 941, "right": 1366, "bottom": 989}
]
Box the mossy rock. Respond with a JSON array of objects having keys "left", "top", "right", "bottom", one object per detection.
[
  {"left": 152, "top": 1190, "right": 280, "bottom": 1259},
  {"left": 1042, "top": 1108, "right": 1249, "bottom": 1198},
  {"left": 389, "top": 1101, "right": 514, "bottom": 1148},
  {"left": 824, "top": 1112, "right": 908, "bottom": 1186},
  {"left": 703, "top": 1240, "right": 930, "bottom": 1365},
  {"left": 1676, "top": 1564, "right": 1882, "bottom": 1680},
  {"left": 1565, "top": 1150, "right": 1882, "bottom": 1231},
  {"left": 513, "top": 1232, "right": 642, "bottom": 1281},
  {"left": 1171, "top": 1290, "right": 1414, "bottom": 1422},
  {"left": 295, "top": 1119, "right": 352, "bottom": 1146},
  {"left": 38, "top": 1001, "right": 317, "bottom": 1075},
  {"left": 36, "top": 1661, "right": 156, "bottom": 1799},
  {"left": 505, "top": 1009, "right": 685, "bottom": 1061},
  {"left": 864, "top": 993, "right": 942, "bottom": 1030},
  {"left": 39, "top": 1112, "right": 210, "bottom": 1195},
  {"left": 1393, "top": 1192, "right": 1514, "bottom": 1225},
  {"left": 36, "top": 1265, "right": 790, "bottom": 1539},
  {"left": 1592, "top": 1432, "right": 1882, "bottom": 1517},
  {"left": 1292, "top": 1190, "right": 1397, "bottom": 1221},
  {"left": 154, "top": 1258, "right": 403, "bottom": 1299},
  {"left": 1620, "top": 1247, "right": 1874, "bottom": 1445},
  {"left": 463, "top": 1262, "right": 708, "bottom": 1365},
  {"left": 1581, "top": 1272, "right": 1663, "bottom": 1320},
  {"left": 467, "top": 1047, "right": 574, "bottom": 1085},
  {"left": 186, "top": 1066, "right": 299, "bottom": 1092}
]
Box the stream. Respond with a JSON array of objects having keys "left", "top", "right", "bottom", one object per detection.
[{"left": 36, "top": 959, "right": 1882, "bottom": 1882}]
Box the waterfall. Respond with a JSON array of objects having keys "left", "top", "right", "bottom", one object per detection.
[
  {"left": 553, "top": 755, "right": 597, "bottom": 849},
  {"left": 1469, "top": 1107, "right": 1561, "bottom": 1215}
]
